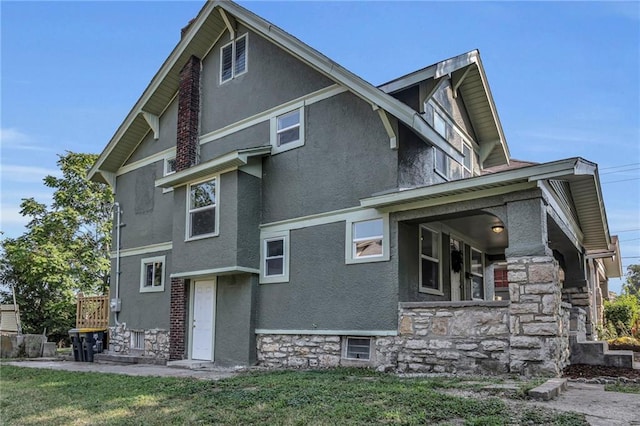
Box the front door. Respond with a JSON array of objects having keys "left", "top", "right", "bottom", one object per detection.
[
  {"left": 450, "top": 238, "right": 463, "bottom": 301},
  {"left": 191, "top": 279, "right": 216, "bottom": 361}
]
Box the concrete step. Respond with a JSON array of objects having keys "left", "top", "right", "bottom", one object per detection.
[
  {"left": 603, "top": 350, "right": 634, "bottom": 369},
  {"left": 166, "top": 359, "right": 216, "bottom": 370},
  {"left": 93, "top": 352, "right": 167, "bottom": 366},
  {"left": 528, "top": 378, "right": 568, "bottom": 400}
]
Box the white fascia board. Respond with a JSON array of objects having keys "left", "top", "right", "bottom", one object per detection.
[
  {"left": 360, "top": 158, "right": 581, "bottom": 208},
  {"left": 170, "top": 266, "right": 260, "bottom": 279}
]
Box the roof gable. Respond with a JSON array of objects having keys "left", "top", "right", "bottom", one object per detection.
[{"left": 89, "top": 1, "right": 503, "bottom": 183}]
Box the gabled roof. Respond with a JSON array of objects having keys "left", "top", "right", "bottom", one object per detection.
[
  {"left": 361, "top": 157, "right": 613, "bottom": 254},
  {"left": 88, "top": 1, "right": 508, "bottom": 184},
  {"left": 378, "top": 50, "right": 510, "bottom": 168}
]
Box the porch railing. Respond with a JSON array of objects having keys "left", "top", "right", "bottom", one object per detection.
[{"left": 76, "top": 294, "right": 110, "bottom": 329}]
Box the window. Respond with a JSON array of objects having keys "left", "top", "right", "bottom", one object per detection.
[
  {"left": 462, "top": 144, "right": 472, "bottom": 178},
  {"left": 433, "top": 111, "right": 447, "bottom": 139},
  {"left": 271, "top": 107, "right": 305, "bottom": 153},
  {"left": 140, "top": 256, "right": 165, "bottom": 292},
  {"left": 130, "top": 331, "right": 145, "bottom": 350},
  {"left": 353, "top": 219, "right": 383, "bottom": 259},
  {"left": 343, "top": 337, "right": 371, "bottom": 361},
  {"left": 164, "top": 156, "right": 176, "bottom": 176},
  {"left": 345, "top": 215, "right": 389, "bottom": 264},
  {"left": 419, "top": 226, "right": 442, "bottom": 294},
  {"left": 220, "top": 34, "right": 247, "bottom": 83},
  {"left": 494, "top": 267, "right": 508, "bottom": 288},
  {"left": 470, "top": 248, "right": 484, "bottom": 300},
  {"left": 188, "top": 178, "right": 217, "bottom": 239},
  {"left": 260, "top": 231, "right": 290, "bottom": 284},
  {"left": 434, "top": 147, "right": 463, "bottom": 181}
]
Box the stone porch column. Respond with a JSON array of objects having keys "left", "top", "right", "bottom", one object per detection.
[{"left": 508, "top": 256, "right": 568, "bottom": 376}]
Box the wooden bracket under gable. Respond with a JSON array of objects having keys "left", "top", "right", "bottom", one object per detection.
[
  {"left": 219, "top": 8, "right": 237, "bottom": 39},
  {"left": 419, "top": 77, "right": 447, "bottom": 113},
  {"left": 140, "top": 111, "right": 160, "bottom": 140},
  {"left": 452, "top": 65, "right": 473, "bottom": 99},
  {"left": 373, "top": 106, "right": 398, "bottom": 150}
]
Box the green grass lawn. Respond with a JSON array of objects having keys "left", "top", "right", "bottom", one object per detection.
[{"left": 0, "top": 365, "right": 586, "bottom": 425}]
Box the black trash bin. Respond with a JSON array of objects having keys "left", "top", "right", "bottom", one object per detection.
[
  {"left": 68, "top": 329, "right": 84, "bottom": 362},
  {"left": 82, "top": 333, "right": 96, "bottom": 362}
]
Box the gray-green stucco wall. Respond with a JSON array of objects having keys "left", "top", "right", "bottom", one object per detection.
[
  {"left": 257, "top": 222, "right": 398, "bottom": 331},
  {"left": 214, "top": 274, "right": 257, "bottom": 366}
]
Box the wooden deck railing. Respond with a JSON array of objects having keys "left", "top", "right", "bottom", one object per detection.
[{"left": 76, "top": 294, "right": 110, "bottom": 329}]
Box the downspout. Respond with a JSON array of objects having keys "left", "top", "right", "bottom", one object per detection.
[{"left": 113, "top": 202, "right": 122, "bottom": 326}]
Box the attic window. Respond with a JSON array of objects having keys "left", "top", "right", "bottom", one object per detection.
[
  {"left": 220, "top": 34, "right": 247, "bottom": 83},
  {"left": 433, "top": 112, "right": 447, "bottom": 138}
]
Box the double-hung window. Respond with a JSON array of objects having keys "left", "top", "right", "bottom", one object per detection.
[
  {"left": 140, "top": 256, "right": 165, "bottom": 293},
  {"left": 188, "top": 178, "right": 217, "bottom": 239},
  {"left": 260, "top": 230, "right": 290, "bottom": 284},
  {"left": 271, "top": 107, "right": 304, "bottom": 153},
  {"left": 220, "top": 34, "right": 247, "bottom": 83},
  {"left": 419, "top": 226, "right": 442, "bottom": 294},
  {"left": 470, "top": 248, "right": 484, "bottom": 300}
]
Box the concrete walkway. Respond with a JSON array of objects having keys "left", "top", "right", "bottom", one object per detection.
[{"left": 4, "top": 359, "right": 639, "bottom": 425}]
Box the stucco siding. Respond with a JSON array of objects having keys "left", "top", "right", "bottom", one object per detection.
[
  {"left": 262, "top": 92, "right": 397, "bottom": 223},
  {"left": 110, "top": 251, "right": 172, "bottom": 329},
  {"left": 115, "top": 165, "right": 173, "bottom": 249},
  {"left": 126, "top": 98, "right": 178, "bottom": 164},
  {"left": 200, "top": 26, "right": 334, "bottom": 135},
  {"left": 257, "top": 222, "right": 398, "bottom": 331},
  {"left": 199, "top": 122, "right": 270, "bottom": 162}
]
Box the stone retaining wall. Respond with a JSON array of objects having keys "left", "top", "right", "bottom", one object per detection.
[{"left": 109, "top": 324, "right": 170, "bottom": 359}]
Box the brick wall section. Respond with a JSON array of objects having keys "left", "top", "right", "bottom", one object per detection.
[
  {"left": 169, "top": 278, "right": 187, "bottom": 360},
  {"left": 176, "top": 55, "right": 201, "bottom": 172}
]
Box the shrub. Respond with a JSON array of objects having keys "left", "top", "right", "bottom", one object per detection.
[{"left": 604, "top": 295, "right": 639, "bottom": 337}]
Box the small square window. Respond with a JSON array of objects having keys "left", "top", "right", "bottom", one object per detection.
[
  {"left": 260, "top": 231, "right": 290, "bottom": 284},
  {"left": 140, "top": 256, "right": 165, "bottom": 293},
  {"left": 164, "top": 157, "right": 176, "bottom": 176},
  {"left": 271, "top": 107, "right": 305, "bottom": 153},
  {"left": 353, "top": 219, "right": 383, "bottom": 259},
  {"left": 344, "top": 337, "right": 371, "bottom": 360}
]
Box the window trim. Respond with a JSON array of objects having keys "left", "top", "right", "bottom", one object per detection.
[
  {"left": 345, "top": 213, "right": 390, "bottom": 264},
  {"left": 342, "top": 336, "right": 372, "bottom": 361},
  {"left": 220, "top": 33, "right": 248, "bottom": 84},
  {"left": 270, "top": 106, "right": 305, "bottom": 154},
  {"left": 260, "top": 230, "right": 290, "bottom": 284},
  {"left": 185, "top": 175, "right": 220, "bottom": 241},
  {"left": 164, "top": 156, "right": 177, "bottom": 177},
  {"left": 419, "top": 225, "right": 443, "bottom": 295},
  {"left": 462, "top": 143, "right": 473, "bottom": 178},
  {"left": 130, "top": 330, "right": 145, "bottom": 350},
  {"left": 139, "top": 255, "right": 166, "bottom": 293}
]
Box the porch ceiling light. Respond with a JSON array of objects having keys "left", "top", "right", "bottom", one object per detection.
[{"left": 491, "top": 225, "right": 505, "bottom": 234}]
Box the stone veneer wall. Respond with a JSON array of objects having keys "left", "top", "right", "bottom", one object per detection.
[
  {"left": 395, "top": 301, "right": 511, "bottom": 374},
  {"left": 508, "top": 256, "right": 570, "bottom": 376},
  {"left": 109, "top": 324, "right": 170, "bottom": 359},
  {"left": 562, "top": 286, "right": 593, "bottom": 338}
]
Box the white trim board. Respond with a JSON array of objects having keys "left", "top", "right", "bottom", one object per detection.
[
  {"left": 170, "top": 266, "right": 260, "bottom": 279},
  {"left": 110, "top": 242, "right": 172, "bottom": 259},
  {"left": 255, "top": 329, "right": 398, "bottom": 336}
]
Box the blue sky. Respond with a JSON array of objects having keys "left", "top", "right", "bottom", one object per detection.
[{"left": 1, "top": 1, "right": 638, "bottom": 293}]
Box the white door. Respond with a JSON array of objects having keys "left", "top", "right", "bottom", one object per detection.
[{"left": 191, "top": 279, "right": 216, "bottom": 361}]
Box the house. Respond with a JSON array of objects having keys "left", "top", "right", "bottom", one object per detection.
[{"left": 88, "top": 0, "right": 622, "bottom": 376}]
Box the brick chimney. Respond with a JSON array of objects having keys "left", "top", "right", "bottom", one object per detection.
[{"left": 175, "top": 55, "right": 201, "bottom": 172}]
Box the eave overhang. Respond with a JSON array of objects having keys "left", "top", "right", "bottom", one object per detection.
[
  {"left": 361, "top": 157, "right": 613, "bottom": 254},
  {"left": 155, "top": 146, "right": 271, "bottom": 189},
  {"left": 378, "top": 50, "right": 510, "bottom": 169},
  {"left": 90, "top": 1, "right": 498, "bottom": 183}
]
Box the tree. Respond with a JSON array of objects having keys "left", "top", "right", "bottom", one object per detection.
[
  {"left": 622, "top": 264, "right": 640, "bottom": 302},
  {"left": 0, "top": 152, "right": 113, "bottom": 342}
]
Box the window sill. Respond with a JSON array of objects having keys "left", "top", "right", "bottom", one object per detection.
[
  {"left": 259, "top": 277, "right": 289, "bottom": 285},
  {"left": 185, "top": 232, "right": 219, "bottom": 242},
  {"left": 345, "top": 255, "right": 389, "bottom": 265},
  {"left": 139, "top": 287, "right": 165, "bottom": 293},
  {"left": 418, "top": 288, "right": 444, "bottom": 296}
]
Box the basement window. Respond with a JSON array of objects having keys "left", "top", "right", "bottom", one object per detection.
[
  {"left": 343, "top": 337, "right": 371, "bottom": 360},
  {"left": 130, "top": 331, "right": 145, "bottom": 350}
]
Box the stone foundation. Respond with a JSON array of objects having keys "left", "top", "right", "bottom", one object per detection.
[
  {"left": 109, "top": 324, "right": 170, "bottom": 359},
  {"left": 562, "top": 286, "right": 593, "bottom": 338}
]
